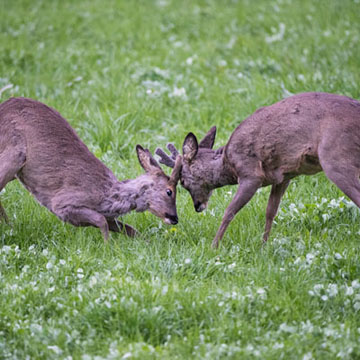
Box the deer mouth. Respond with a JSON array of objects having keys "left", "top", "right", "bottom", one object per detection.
[
  {"left": 195, "top": 202, "right": 207, "bottom": 212},
  {"left": 164, "top": 213, "right": 178, "bottom": 225}
]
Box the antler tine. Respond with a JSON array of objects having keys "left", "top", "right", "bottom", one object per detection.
[
  {"left": 166, "top": 143, "right": 179, "bottom": 159},
  {"left": 155, "top": 147, "right": 175, "bottom": 168}
]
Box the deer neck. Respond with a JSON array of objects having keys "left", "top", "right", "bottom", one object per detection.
[
  {"left": 210, "top": 154, "right": 238, "bottom": 189},
  {"left": 101, "top": 175, "right": 151, "bottom": 217}
]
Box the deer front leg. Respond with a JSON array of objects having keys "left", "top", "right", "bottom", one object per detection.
[
  {"left": 107, "top": 219, "right": 138, "bottom": 237},
  {"left": 212, "top": 178, "right": 261, "bottom": 248},
  {"left": 0, "top": 146, "right": 27, "bottom": 224},
  {"left": 55, "top": 206, "right": 109, "bottom": 242},
  {"left": 0, "top": 201, "right": 9, "bottom": 224},
  {"left": 263, "top": 180, "right": 290, "bottom": 243}
]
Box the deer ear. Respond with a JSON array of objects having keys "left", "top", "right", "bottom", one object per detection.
[
  {"left": 136, "top": 145, "right": 162, "bottom": 173},
  {"left": 199, "top": 126, "right": 216, "bottom": 149},
  {"left": 182, "top": 133, "right": 198, "bottom": 162}
]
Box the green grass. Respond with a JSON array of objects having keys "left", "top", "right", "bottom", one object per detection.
[{"left": 1, "top": 0, "right": 360, "bottom": 358}]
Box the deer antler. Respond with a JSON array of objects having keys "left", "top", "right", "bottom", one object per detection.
[{"left": 155, "top": 143, "right": 179, "bottom": 168}]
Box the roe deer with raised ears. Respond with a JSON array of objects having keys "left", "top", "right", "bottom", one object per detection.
[
  {"left": 156, "top": 92, "right": 360, "bottom": 248},
  {"left": 0, "top": 97, "right": 182, "bottom": 240}
]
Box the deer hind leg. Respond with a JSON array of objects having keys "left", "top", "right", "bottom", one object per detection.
[
  {"left": 321, "top": 163, "right": 360, "bottom": 209},
  {"left": 0, "top": 146, "right": 26, "bottom": 223},
  {"left": 54, "top": 205, "right": 109, "bottom": 242},
  {"left": 212, "top": 178, "right": 262, "bottom": 248},
  {"left": 263, "top": 180, "right": 290, "bottom": 243},
  {"left": 107, "top": 219, "right": 138, "bottom": 237}
]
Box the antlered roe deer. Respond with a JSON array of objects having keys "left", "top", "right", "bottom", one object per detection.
[
  {"left": 157, "top": 92, "right": 360, "bottom": 248},
  {"left": 0, "top": 97, "right": 182, "bottom": 240}
]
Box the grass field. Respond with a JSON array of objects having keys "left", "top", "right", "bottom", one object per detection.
[{"left": 1, "top": 0, "right": 360, "bottom": 358}]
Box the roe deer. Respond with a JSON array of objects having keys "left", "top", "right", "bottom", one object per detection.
[
  {"left": 0, "top": 97, "right": 182, "bottom": 240},
  {"left": 156, "top": 92, "right": 360, "bottom": 248}
]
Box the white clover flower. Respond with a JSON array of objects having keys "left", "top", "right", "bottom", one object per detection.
[
  {"left": 257, "top": 288, "right": 267, "bottom": 299},
  {"left": 89, "top": 276, "right": 97, "bottom": 287},
  {"left": 279, "top": 323, "right": 296, "bottom": 333},
  {"left": 186, "top": 57, "right": 194, "bottom": 65},
  {"left": 77, "top": 268, "right": 84, "bottom": 279},
  {"left": 184, "top": 258, "right": 192, "bottom": 265},
  {"left": 48, "top": 345, "right": 62, "bottom": 355},
  {"left": 170, "top": 87, "right": 186, "bottom": 98},
  {"left": 313, "top": 284, "right": 324, "bottom": 295},
  {"left": 345, "top": 286, "right": 354, "bottom": 296},
  {"left": 162, "top": 285, "right": 168, "bottom": 295},
  {"left": 327, "top": 284, "right": 338, "bottom": 297},
  {"left": 303, "top": 352, "right": 313, "bottom": 360}
]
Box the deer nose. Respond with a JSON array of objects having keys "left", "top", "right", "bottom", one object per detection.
[
  {"left": 165, "top": 213, "right": 178, "bottom": 225},
  {"left": 195, "top": 202, "right": 203, "bottom": 212}
]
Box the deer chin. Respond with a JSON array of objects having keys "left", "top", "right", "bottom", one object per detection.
[
  {"left": 164, "top": 217, "right": 174, "bottom": 225},
  {"left": 164, "top": 213, "right": 178, "bottom": 225},
  {"left": 195, "top": 202, "right": 208, "bottom": 213}
]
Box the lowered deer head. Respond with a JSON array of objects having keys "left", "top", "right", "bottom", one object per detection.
[
  {"left": 156, "top": 126, "right": 234, "bottom": 212},
  {"left": 134, "top": 145, "right": 182, "bottom": 225}
]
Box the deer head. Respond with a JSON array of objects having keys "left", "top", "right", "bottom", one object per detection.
[
  {"left": 136, "top": 145, "right": 182, "bottom": 224},
  {"left": 156, "top": 126, "right": 225, "bottom": 213}
]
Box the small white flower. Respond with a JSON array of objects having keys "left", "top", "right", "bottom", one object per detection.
[
  {"left": 170, "top": 87, "right": 186, "bottom": 98},
  {"left": 297, "top": 74, "right": 306, "bottom": 82},
  {"left": 89, "top": 276, "right": 97, "bottom": 287},
  {"left": 303, "top": 352, "right": 313, "bottom": 360},
  {"left": 345, "top": 286, "right": 354, "bottom": 296},
  {"left": 334, "top": 253, "right": 342, "bottom": 260},
  {"left": 48, "top": 345, "right": 62, "bottom": 355},
  {"left": 327, "top": 284, "right": 338, "bottom": 297},
  {"left": 321, "top": 295, "right": 328, "bottom": 301},
  {"left": 184, "top": 258, "right": 192, "bottom": 265},
  {"left": 59, "top": 259, "right": 66, "bottom": 265},
  {"left": 77, "top": 268, "right": 84, "bottom": 279},
  {"left": 122, "top": 353, "right": 132, "bottom": 359},
  {"left": 186, "top": 57, "right": 194, "bottom": 65},
  {"left": 46, "top": 262, "right": 53, "bottom": 270},
  {"left": 162, "top": 285, "right": 168, "bottom": 295},
  {"left": 218, "top": 301, "right": 224, "bottom": 307}
]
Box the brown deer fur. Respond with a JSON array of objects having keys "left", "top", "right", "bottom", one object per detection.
[
  {"left": 157, "top": 92, "right": 360, "bottom": 247},
  {"left": 0, "top": 97, "right": 181, "bottom": 240}
]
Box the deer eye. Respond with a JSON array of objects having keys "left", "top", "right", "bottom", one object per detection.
[{"left": 166, "top": 189, "right": 172, "bottom": 197}]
